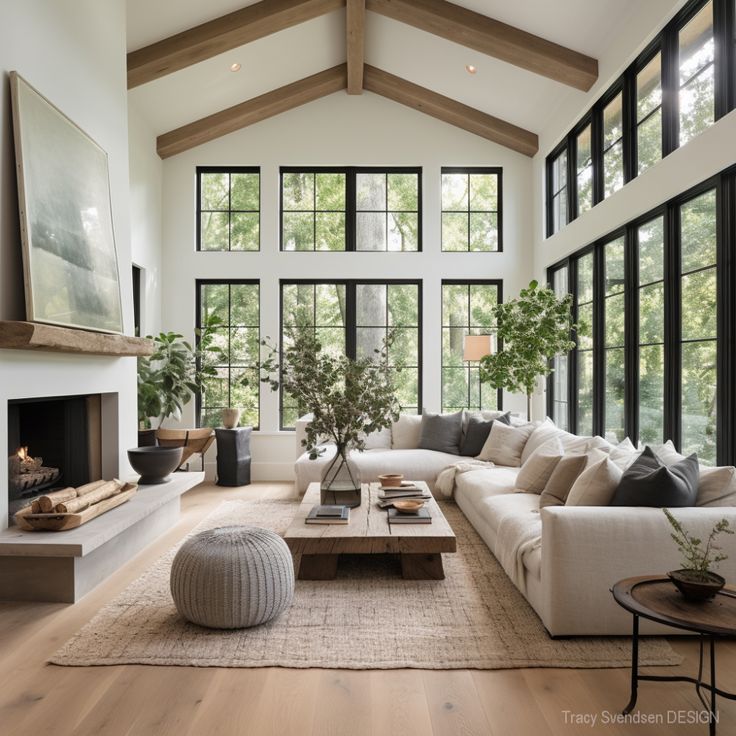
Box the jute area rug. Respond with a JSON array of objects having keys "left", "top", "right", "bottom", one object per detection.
[{"left": 51, "top": 499, "right": 681, "bottom": 670}]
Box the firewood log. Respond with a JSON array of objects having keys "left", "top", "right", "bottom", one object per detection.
[
  {"left": 56, "top": 480, "right": 124, "bottom": 513},
  {"left": 31, "top": 500, "right": 41, "bottom": 514},
  {"left": 38, "top": 487, "right": 77, "bottom": 512},
  {"left": 74, "top": 479, "right": 108, "bottom": 497}
]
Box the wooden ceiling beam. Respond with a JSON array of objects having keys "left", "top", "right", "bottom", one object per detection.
[
  {"left": 363, "top": 65, "right": 538, "bottom": 156},
  {"left": 128, "top": 0, "right": 345, "bottom": 89},
  {"left": 365, "top": 0, "right": 598, "bottom": 91},
  {"left": 156, "top": 64, "right": 347, "bottom": 158},
  {"left": 346, "top": 0, "right": 365, "bottom": 94}
]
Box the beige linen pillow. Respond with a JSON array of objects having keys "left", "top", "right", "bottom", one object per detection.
[
  {"left": 565, "top": 455, "right": 623, "bottom": 506},
  {"left": 476, "top": 421, "right": 535, "bottom": 467},
  {"left": 515, "top": 437, "right": 564, "bottom": 493},
  {"left": 539, "top": 453, "right": 589, "bottom": 508},
  {"left": 391, "top": 414, "right": 422, "bottom": 449},
  {"left": 697, "top": 466, "right": 736, "bottom": 506},
  {"left": 520, "top": 419, "right": 565, "bottom": 464}
]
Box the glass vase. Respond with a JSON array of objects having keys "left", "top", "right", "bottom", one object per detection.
[{"left": 320, "top": 445, "right": 362, "bottom": 507}]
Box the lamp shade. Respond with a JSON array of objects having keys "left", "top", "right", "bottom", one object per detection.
[{"left": 463, "top": 334, "right": 492, "bottom": 362}]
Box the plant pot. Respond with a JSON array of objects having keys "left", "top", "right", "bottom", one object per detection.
[
  {"left": 668, "top": 569, "right": 726, "bottom": 601},
  {"left": 137, "top": 428, "right": 157, "bottom": 447},
  {"left": 320, "top": 446, "right": 361, "bottom": 508},
  {"left": 221, "top": 408, "right": 242, "bottom": 429},
  {"left": 128, "top": 446, "right": 183, "bottom": 485}
]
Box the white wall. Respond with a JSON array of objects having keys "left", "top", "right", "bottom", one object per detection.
[
  {"left": 129, "top": 104, "right": 164, "bottom": 335},
  {"left": 0, "top": 0, "right": 136, "bottom": 527},
  {"left": 161, "top": 92, "right": 534, "bottom": 480}
]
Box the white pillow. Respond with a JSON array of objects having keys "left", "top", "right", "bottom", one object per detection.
[
  {"left": 697, "top": 465, "right": 736, "bottom": 506},
  {"left": 521, "top": 418, "right": 564, "bottom": 464},
  {"left": 650, "top": 440, "right": 686, "bottom": 465},
  {"left": 362, "top": 426, "right": 392, "bottom": 450},
  {"left": 516, "top": 437, "right": 564, "bottom": 493},
  {"left": 609, "top": 437, "right": 641, "bottom": 471},
  {"left": 476, "top": 421, "right": 535, "bottom": 466},
  {"left": 391, "top": 414, "right": 422, "bottom": 449},
  {"left": 566, "top": 455, "right": 623, "bottom": 506}
]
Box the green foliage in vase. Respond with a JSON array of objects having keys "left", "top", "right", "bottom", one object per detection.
[
  {"left": 259, "top": 315, "right": 401, "bottom": 458},
  {"left": 664, "top": 508, "right": 733, "bottom": 580},
  {"left": 479, "top": 280, "right": 579, "bottom": 419},
  {"left": 137, "top": 314, "right": 226, "bottom": 428}
]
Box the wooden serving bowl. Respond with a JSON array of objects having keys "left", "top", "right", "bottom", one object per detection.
[
  {"left": 393, "top": 499, "right": 424, "bottom": 514},
  {"left": 378, "top": 473, "right": 404, "bottom": 487}
]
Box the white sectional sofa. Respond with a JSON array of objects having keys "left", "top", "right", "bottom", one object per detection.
[{"left": 294, "top": 414, "right": 736, "bottom": 636}]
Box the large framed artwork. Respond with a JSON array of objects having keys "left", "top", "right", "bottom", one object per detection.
[{"left": 9, "top": 72, "right": 123, "bottom": 334}]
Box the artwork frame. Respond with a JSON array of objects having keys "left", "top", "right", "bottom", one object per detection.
[{"left": 9, "top": 72, "right": 124, "bottom": 334}]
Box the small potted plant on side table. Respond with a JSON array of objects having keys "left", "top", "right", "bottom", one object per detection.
[{"left": 664, "top": 508, "right": 733, "bottom": 601}]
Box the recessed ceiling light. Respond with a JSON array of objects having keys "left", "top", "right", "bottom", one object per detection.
[
  {"left": 230, "top": 62, "right": 241, "bottom": 72},
  {"left": 465, "top": 64, "right": 477, "bottom": 75}
]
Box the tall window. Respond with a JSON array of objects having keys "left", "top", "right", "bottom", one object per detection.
[
  {"left": 441, "top": 168, "right": 502, "bottom": 251},
  {"left": 441, "top": 281, "right": 502, "bottom": 412},
  {"left": 637, "top": 53, "right": 663, "bottom": 174},
  {"left": 197, "top": 168, "right": 259, "bottom": 251},
  {"left": 602, "top": 92, "right": 624, "bottom": 198},
  {"left": 280, "top": 281, "right": 421, "bottom": 428},
  {"left": 550, "top": 266, "right": 570, "bottom": 430},
  {"left": 576, "top": 252, "right": 595, "bottom": 436},
  {"left": 637, "top": 216, "right": 666, "bottom": 444},
  {"left": 549, "top": 150, "right": 568, "bottom": 235},
  {"left": 679, "top": 189, "right": 717, "bottom": 463},
  {"left": 679, "top": 0, "right": 715, "bottom": 145},
  {"left": 197, "top": 281, "right": 260, "bottom": 428},
  {"left": 603, "top": 236, "right": 626, "bottom": 442},
  {"left": 576, "top": 125, "right": 593, "bottom": 215},
  {"left": 280, "top": 168, "right": 421, "bottom": 251}
]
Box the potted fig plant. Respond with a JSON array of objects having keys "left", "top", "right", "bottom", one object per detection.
[
  {"left": 664, "top": 508, "right": 733, "bottom": 601},
  {"left": 258, "top": 318, "right": 401, "bottom": 507}
]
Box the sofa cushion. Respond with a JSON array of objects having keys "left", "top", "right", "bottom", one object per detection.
[
  {"left": 454, "top": 466, "right": 522, "bottom": 504},
  {"left": 521, "top": 419, "right": 565, "bottom": 464},
  {"left": 479, "top": 493, "right": 541, "bottom": 536},
  {"left": 391, "top": 414, "right": 422, "bottom": 449},
  {"left": 459, "top": 413, "right": 510, "bottom": 457},
  {"left": 609, "top": 437, "right": 641, "bottom": 471},
  {"left": 566, "top": 455, "right": 623, "bottom": 506},
  {"left": 419, "top": 410, "right": 463, "bottom": 455},
  {"left": 611, "top": 446, "right": 699, "bottom": 507},
  {"left": 362, "top": 427, "right": 392, "bottom": 450},
  {"left": 698, "top": 465, "right": 736, "bottom": 506},
  {"left": 477, "top": 421, "right": 535, "bottom": 466},
  {"left": 539, "top": 453, "right": 588, "bottom": 508},
  {"left": 515, "top": 437, "right": 564, "bottom": 493}
]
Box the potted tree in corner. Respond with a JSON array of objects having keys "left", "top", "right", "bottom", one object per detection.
[{"left": 479, "top": 280, "right": 578, "bottom": 421}]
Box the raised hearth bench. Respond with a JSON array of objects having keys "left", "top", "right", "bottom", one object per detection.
[{"left": 0, "top": 473, "right": 203, "bottom": 602}]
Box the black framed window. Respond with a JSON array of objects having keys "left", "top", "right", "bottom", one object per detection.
[
  {"left": 197, "top": 167, "right": 260, "bottom": 251},
  {"left": 196, "top": 280, "right": 260, "bottom": 429},
  {"left": 545, "top": 0, "right": 734, "bottom": 237},
  {"left": 575, "top": 251, "right": 595, "bottom": 436},
  {"left": 280, "top": 168, "right": 421, "bottom": 251},
  {"left": 549, "top": 266, "right": 571, "bottom": 430},
  {"left": 441, "top": 168, "right": 502, "bottom": 251},
  {"left": 603, "top": 235, "right": 626, "bottom": 441},
  {"left": 279, "top": 280, "right": 421, "bottom": 428},
  {"left": 441, "top": 281, "right": 502, "bottom": 412}
]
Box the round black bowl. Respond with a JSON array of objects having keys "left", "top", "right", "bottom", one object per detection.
[{"left": 128, "top": 446, "right": 183, "bottom": 485}]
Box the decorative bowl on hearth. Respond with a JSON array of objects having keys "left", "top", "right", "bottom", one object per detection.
[{"left": 127, "top": 446, "right": 183, "bottom": 485}]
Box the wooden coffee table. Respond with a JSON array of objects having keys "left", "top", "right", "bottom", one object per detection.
[{"left": 283, "top": 481, "right": 456, "bottom": 581}]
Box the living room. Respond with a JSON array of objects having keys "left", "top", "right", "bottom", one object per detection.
[{"left": 2, "top": 0, "right": 736, "bottom": 734}]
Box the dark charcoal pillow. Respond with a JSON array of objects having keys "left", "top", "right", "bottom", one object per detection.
[
  {"left": 460, "top": 413, "right": 511, "bottom": 457},
  {"left": 418, "top": 410, "right": 464, "bottom": 455},
  {"left": 611, "top": 446, "right": 699, "bottom": 507}
]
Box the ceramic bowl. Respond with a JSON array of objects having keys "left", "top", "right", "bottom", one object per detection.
[
  {"left": 378, "top": 473, "right": 404, "bottom": 487},
  {"left": 127, "top": 446, "right": 183, "bottom": 485},
  {"left": 393, "top": 499, "right": 424, "bottom": 514}
]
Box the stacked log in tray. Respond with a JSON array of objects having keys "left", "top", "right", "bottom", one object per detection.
[{"left": 14, "top": 479, "right": 138, "bottom": 531}]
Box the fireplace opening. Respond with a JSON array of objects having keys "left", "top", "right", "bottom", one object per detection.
[{"left": 7, "top": 394, "right": 104, "bottom": 520}]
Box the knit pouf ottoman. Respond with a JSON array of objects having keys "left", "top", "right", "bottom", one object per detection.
[{"left": 170, "top": 525, "right": 294, "bottom": 629}]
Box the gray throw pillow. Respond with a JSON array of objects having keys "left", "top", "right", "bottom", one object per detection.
[
  {"left": 611, "top": 446, "right": 699, "bottom": 507},
  {"left": 418, "top": 410, "right": 464, "bottom": 455},
  {"left": 459, "top": 413, "right": 510, "bottom": 457}
]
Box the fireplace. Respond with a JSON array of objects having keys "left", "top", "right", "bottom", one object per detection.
[{"left": 6, "top": 393, "right": 119, "bottom": 523}]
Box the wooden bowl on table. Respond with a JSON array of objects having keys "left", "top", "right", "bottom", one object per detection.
[
  {"left": 378, "top": 473, "right": 404, "bottom": 487},
  {"left": 393, "top": 499, "right": 424, "bottom": 514}
]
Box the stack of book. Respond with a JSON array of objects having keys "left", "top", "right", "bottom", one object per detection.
[
  {"left": 305, "top": 505, "right": 350, "bottom": 524},
  {"left": 376, "top": 481, "right": 431, "bottom": 508},
  {"left": 387, "top": 506, "right": 432, "bottom": 524}
]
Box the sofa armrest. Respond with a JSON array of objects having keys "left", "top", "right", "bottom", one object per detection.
[{"left": 539, "top": 506, "right": 736, "bottom": 635}]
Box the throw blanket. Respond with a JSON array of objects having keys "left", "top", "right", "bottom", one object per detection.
[
  {"left": 496, "top": 513, "right": 542, "bottom": 597},
  {"left": 435, "top": 460, "right": 495, "bottom": 498}
]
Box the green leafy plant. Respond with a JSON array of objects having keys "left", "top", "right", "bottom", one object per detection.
[
  {"left": 664, "top": 508, "right": 733, "bottom": 581},
  {"left": 258, "top": 318, "right": 401, "bottom": 459},
  {"left": 479, "top": 280, "right": 579, "bottom": 420},
  {"left": 137, "top": 314, "right": 226, "bottom": 429}
]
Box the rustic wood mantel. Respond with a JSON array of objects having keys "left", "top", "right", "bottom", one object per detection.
[{"left": 0, "top": 321, "right": 154, "bottom": 357}]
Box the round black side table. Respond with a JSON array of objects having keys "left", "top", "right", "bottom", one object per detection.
[
  {"left": 612, "top": 575, "right": 736, "bottom": 735},
  {"left": 215, "top": 427, "right": 252, "bottom": 486}
]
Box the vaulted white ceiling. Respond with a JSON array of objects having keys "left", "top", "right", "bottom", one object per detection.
[{"left": 125, "top": 0, "right": 668, "bottom": 148}]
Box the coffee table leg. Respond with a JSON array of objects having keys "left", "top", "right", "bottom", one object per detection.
[
  {"left": 298, "top": 554, "right": 339, "bottom": 580},
  {"left": 401, "top": 553, "right": 444, "bottom": 580},
  {"left": 623, "top": 614, "right": 639, "bottom": 715}
]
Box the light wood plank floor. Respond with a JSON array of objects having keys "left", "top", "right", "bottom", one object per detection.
[{"left": 1, "top": 481, "right": 735, "bottom": 736}]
